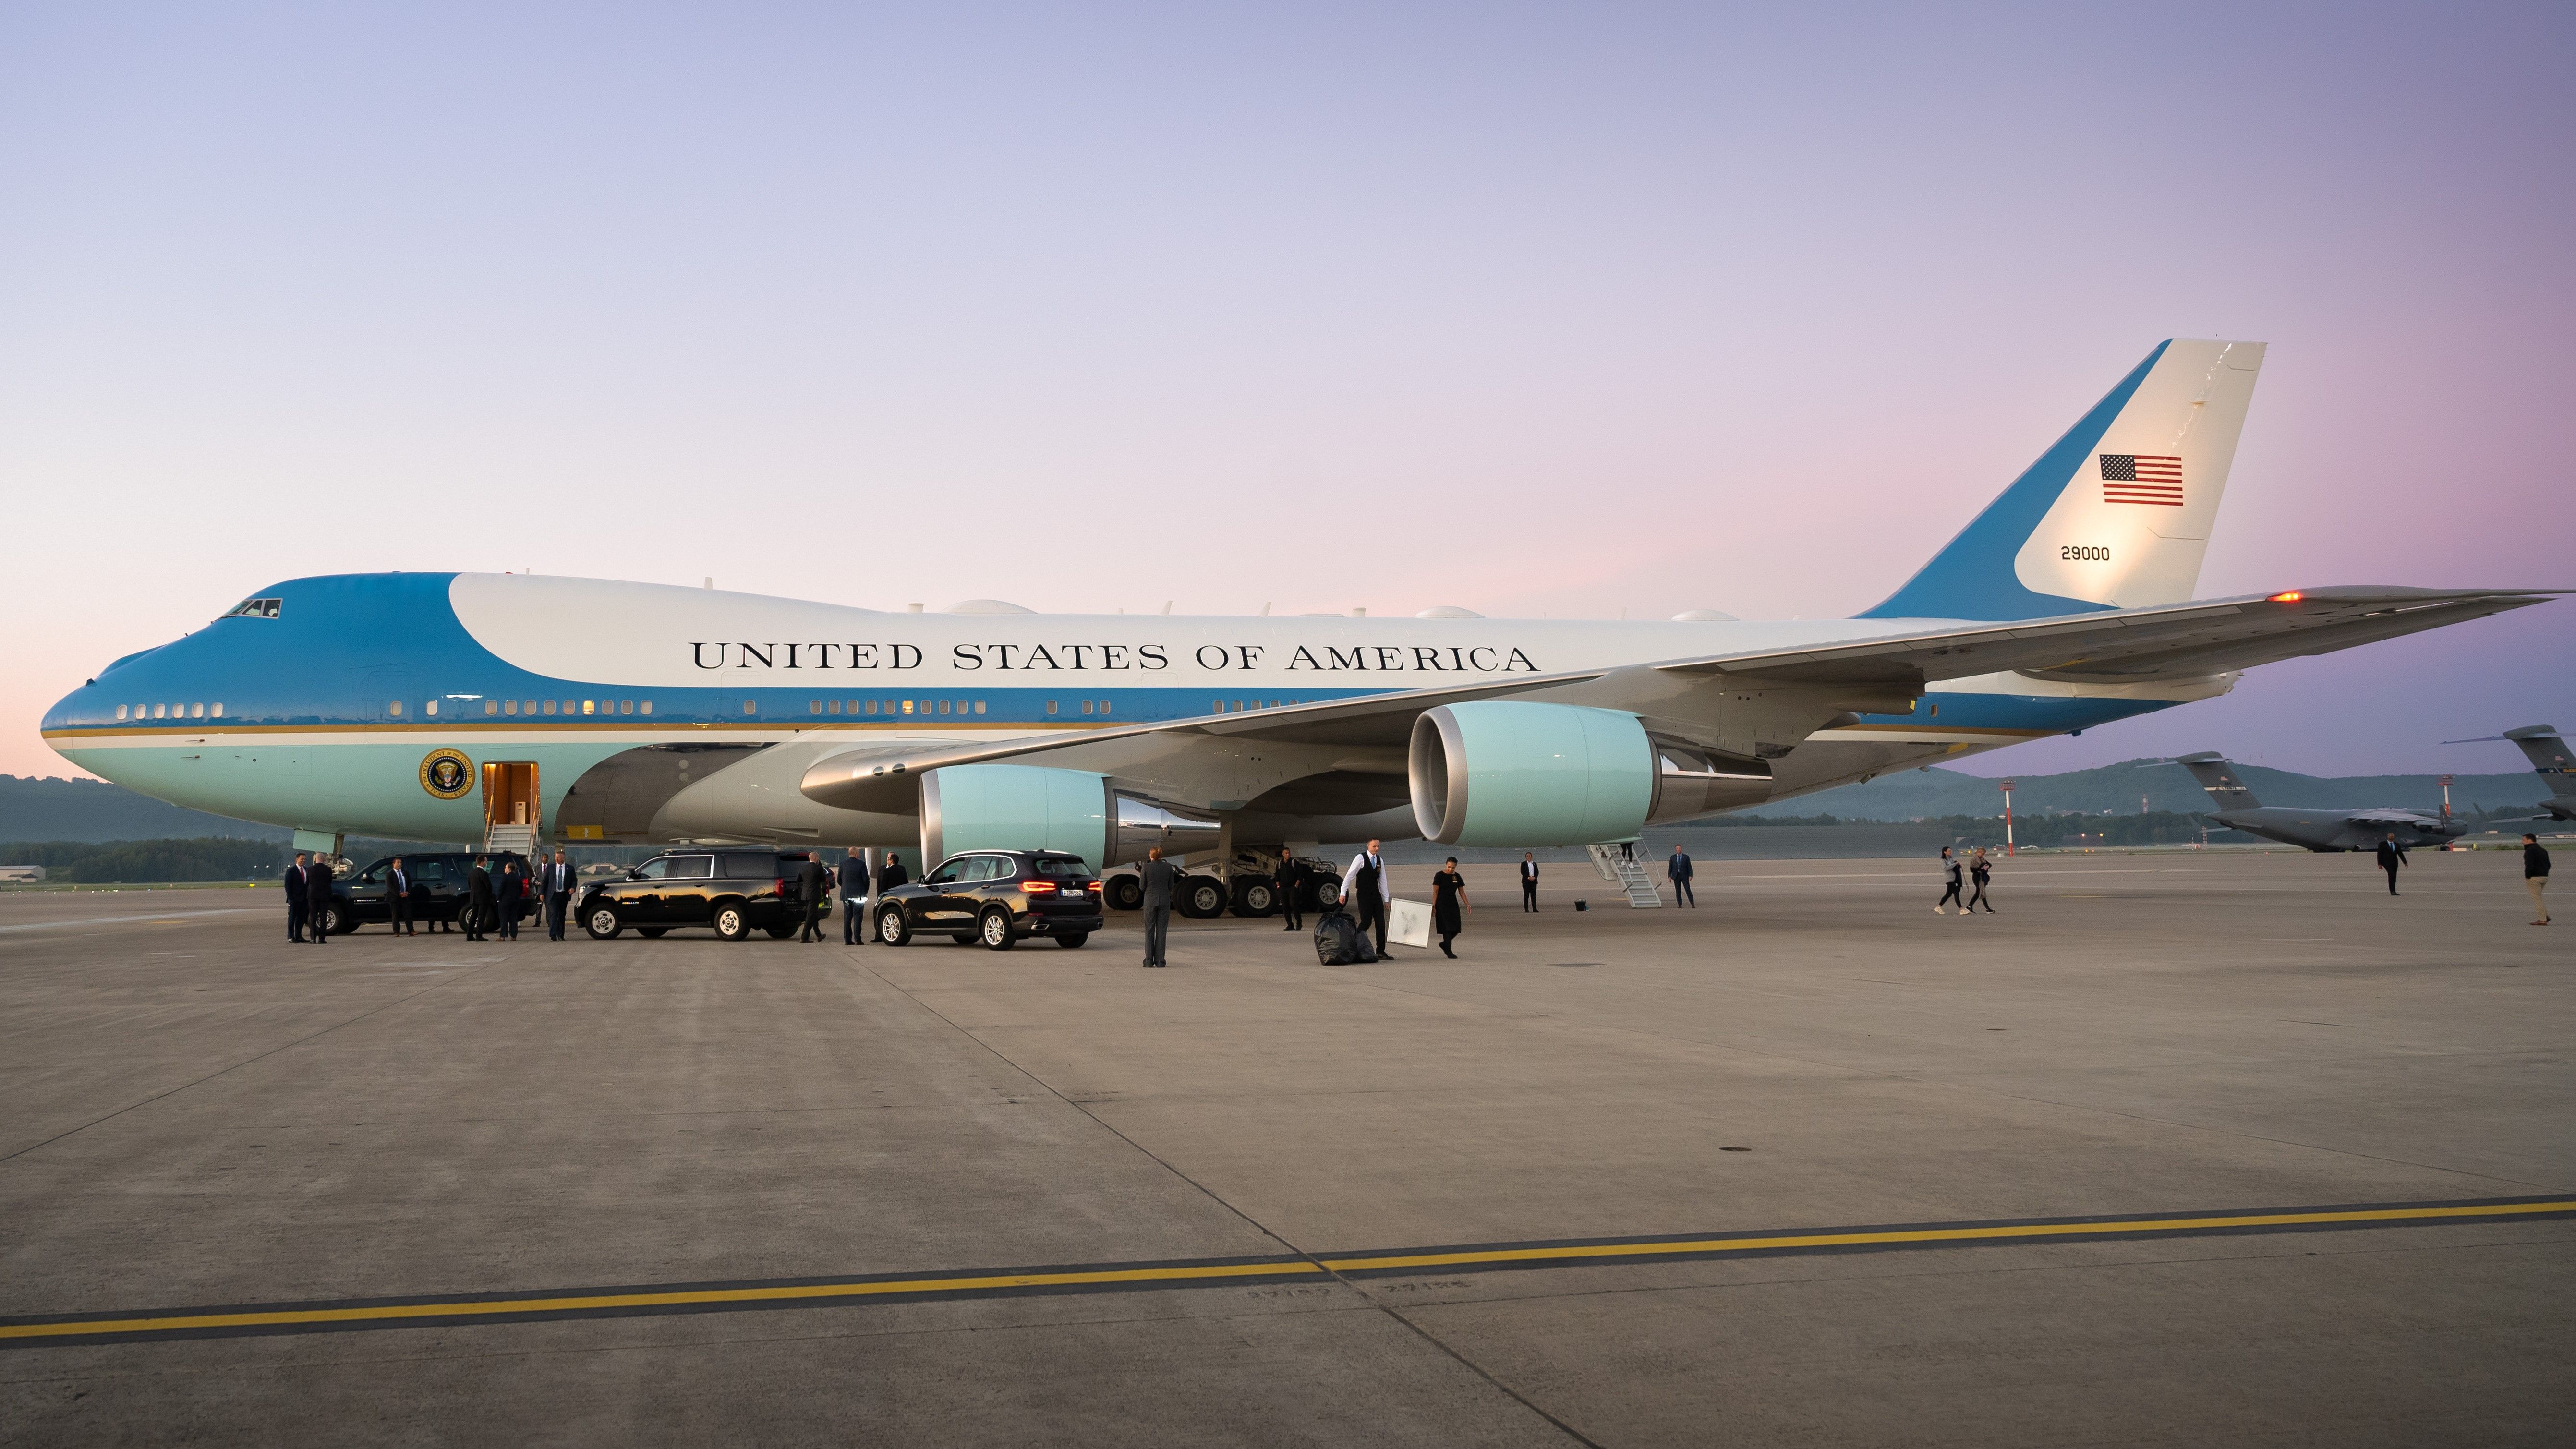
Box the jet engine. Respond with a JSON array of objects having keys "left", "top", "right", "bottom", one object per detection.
[
  {"left": 919, "top": 764, "right": 1221, "bottom": 869},
  {"left": 1408, "top": 702, "right": 1776, "bottom": 845},
  {"left": 1408, "top": 702, "right": 1655, "bottom": 845}
]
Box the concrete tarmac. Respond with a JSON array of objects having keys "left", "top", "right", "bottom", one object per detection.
[{"left": 0, "top": 851, "right": 2568, "bottom": 1446}]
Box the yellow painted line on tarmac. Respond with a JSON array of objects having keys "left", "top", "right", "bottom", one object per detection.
[
  {"left": 1317, "top": 1199, "right": 2576, "bottom": 1274},
  {"left": 0, "top": 1260, "right": 1325, "bottom": 1345},
  {"left": 7, "top": 1197, "right": 2569, "bottom": 1347}
]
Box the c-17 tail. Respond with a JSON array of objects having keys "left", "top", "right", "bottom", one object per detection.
[
  {"left": 2448, "top": 725, "right": 2576, "bottom": 821},
  {"left": 2175, "top": 751, "right": 2262, "bottom": 810}
]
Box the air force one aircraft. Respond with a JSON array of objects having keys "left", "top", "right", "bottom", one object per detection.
[
  {"left": 2172, "top": 752, "right": 2463, "bottom": 852},
  {"left": 39, "top": 340, "right": 2561, "bottom": 871}
]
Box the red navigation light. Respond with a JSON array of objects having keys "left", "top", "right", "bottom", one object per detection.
[{"left": 2267, "top": 591, "right": 2303, "bottom": 603}]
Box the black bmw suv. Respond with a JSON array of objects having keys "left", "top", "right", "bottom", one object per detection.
[
  {"left": 875, "top": 850, "right": 1103, "bottom": 950},
  {"left": 578, "top": 849, "right": 822, "bottom": 942}
]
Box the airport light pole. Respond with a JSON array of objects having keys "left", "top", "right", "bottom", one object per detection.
[{"left": 2001, "top": 780, "right": 2016, "bottom": 856}]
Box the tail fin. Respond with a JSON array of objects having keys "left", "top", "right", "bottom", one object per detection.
[
  {"left": 2175, "top": 751, "right": 2262, "bottom": 809},
  {"left": 2500, "top": 725, "right": 2573, "bottom": 786},
  {"left": 1861, "top": 339, "right": 2266, "bottom": 619}
]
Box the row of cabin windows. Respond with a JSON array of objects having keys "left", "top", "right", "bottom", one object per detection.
[
  {"left": 810, "top": 699, "right": 991, "bottom": 716},
  {"left": 799, "top": 700, "right": 1119, "bottom": 718},
  {"left": 1213, "top": 700, "right": 1301, "bottom": 713},
  {"left": 464, "top": 698, "right": 648, "bottom": 717},
  {"left": 118, "top": 703, "right": 222, "bottom": 720}
]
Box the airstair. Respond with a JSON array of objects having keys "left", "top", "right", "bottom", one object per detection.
[
  {"left": 1586, "top": 843, "right": 1663, "bottom": 908},
  {"left": 484, "top": 823, "right": 540, "bottom": 857}
]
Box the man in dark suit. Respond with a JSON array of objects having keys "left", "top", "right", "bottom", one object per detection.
[
  {"left": 464, "top": 857, "right": 495, "bottom": 941},
  {"left": 284, "top": 853, "right": 309, "bottom": 942},
  {"left": 304, "top": 856, "right": 334, "bottom": 944},
  {"left": 874, "top": 850, "right": 909, "bottom": 941},
  {"left": 1667, "top": 846, "right": 1695, "bottom": 907},
  {"left": 2376, "top": 834, "right": 2407, "bottom": 896},
  {"left": 1519, "top": 852, "right": 1540, "bottom": 912},
  {"left": 1274, "top": 847, "right": 1305, "bottom": 932},
  {"left": 1138, "top": 847, "right": 1180, "bottom": 968},
  {"left": 839, "top": 853, "right": 868, "bottom": 944},
  {"left": 797, "top": 855, "right": 831, "bottom": 942},
  {"left": 542, "top": 851, "right": 574, "bottom": 941},
  {"left": 387, "top": 857, "right": 415, "bottom": 936}
]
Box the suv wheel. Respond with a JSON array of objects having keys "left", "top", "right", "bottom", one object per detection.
[
  {"left": 979, "top": 907, "right": 1016, "bottom": 951},
  {"left": 877, "top": 906, "right": 910, "bottom": 946},
  {"left": 1105, "top": 876, "right": 1143, "bottom": 911},
  {"left": 1054, "top": 932, "right": 1089, "bottom": 949},
  {"left": 584, "top": 905, "right": 623, "bottom": 940},
  {"left": 314, "top": 904, "right": 349, "bottom": 937},
  {"left": 714, "top": 904, "right": 751, "bottom": 942}
]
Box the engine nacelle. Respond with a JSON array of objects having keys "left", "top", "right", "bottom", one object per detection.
[
  {"left": 1408, "top": 702, "right": 1656, "bottom": 846},
  {"left": 919, "top": 764, "right": 1221, "bottom": 869}
]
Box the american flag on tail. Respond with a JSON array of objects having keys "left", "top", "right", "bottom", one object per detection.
[{"left": 2099, "top": 454, "right": 2183, "bottom": 506}]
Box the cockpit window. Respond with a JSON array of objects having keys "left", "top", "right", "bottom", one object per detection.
[{"left": 224, "top": 598, "right": 283, "bottom": 620}]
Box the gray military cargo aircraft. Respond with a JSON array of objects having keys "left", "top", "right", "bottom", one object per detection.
[
  {"left": 2174, "top": 752, "right": 2464, "bottom": 851},
  {"left": 2445, "top": 724, "right": 2576, "bottom": 822}
]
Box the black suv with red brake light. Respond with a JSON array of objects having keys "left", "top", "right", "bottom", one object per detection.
[
  {"left": 578, "top": 849, "right": 822, "bottom": 941},
  {"left": 874, "top": 850, "right": 1102, "bottom": 950}
]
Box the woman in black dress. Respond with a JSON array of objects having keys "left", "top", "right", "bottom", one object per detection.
[{"left": 1431, "top": 857, "right": 1469, "bottom": 958}]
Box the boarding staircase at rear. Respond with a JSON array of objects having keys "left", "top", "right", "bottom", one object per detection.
[{"left": 1587, "top": 844, "right": 1663, "bottom": 908}]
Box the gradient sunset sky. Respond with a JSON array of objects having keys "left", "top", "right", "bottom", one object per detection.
[{"left": 4, "top": 3, "right": 2570, "bottom": 783}]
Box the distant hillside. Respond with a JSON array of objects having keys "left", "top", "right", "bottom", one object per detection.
[
  {"left": 0, "top": 775, "right": 295, "bottom": 844},
  {"left": 1743, "top": 759, "right": 2550, "bottom": 821}
]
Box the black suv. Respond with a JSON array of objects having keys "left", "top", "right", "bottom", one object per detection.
[
  {"left": 876, "top": 850, "right": 1103, "bottom": 950},
  {"left": 578, "top": 849, "right": 822, "bottom": 942},
  {"left": 326, "top": 852, "right": 532, "bottom": 934}
]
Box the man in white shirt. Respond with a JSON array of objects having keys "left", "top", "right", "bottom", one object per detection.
[{"left": 1344, "top": 839, "right": 1391, "bottom": 957}]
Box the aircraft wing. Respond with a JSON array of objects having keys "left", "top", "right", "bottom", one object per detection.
[
  {"left": 1655, "top": 586, "right": 2561, "bottom": 686},
  {"left": 800, "top": 585, "right": 2558, "bottom": 812}
]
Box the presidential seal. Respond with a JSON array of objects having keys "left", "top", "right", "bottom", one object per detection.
[{"left": 420, "top": 748, "right": 474, "bottom": 800}]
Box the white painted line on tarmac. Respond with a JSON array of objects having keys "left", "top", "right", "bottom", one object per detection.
[{"left": 0, "top": 908, "right": 265, "bottom": 934}]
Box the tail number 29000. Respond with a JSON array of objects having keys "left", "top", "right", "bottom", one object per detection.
[{"left": 2060, "top": 545, "right": 2111, "bottom": 562}]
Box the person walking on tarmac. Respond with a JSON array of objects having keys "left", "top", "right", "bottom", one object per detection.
[
  {"left": 304, "top": 855, "right": 334, "bottom": 944},
  {"left": 284, "top": 853, "right": 309, "bottom": 943},
  {"left": 1667, "top": 845, "right": 1696, "bottom": 907},
  {"left": 1346, "top": 839, "right": 1391, "bottom": 958},
  {"left": 1138, "top": 847, "right": 1181, "bottom": 968},
  {"left": 1275, "top": 846, "right": 1305, "bottom": 932},
  {"left": 2376, "top": 833, "right": 2407, "bottom": 896},
  {"left": 874, "top": 850, "right": 909, "bottom": 942},
  {"left": 797, "top": 855, "right": 831, "bottom": 942},
  {"left": 1934, "top": 847, "right": 1966, "bottom": 916},
  {"left": 1967, "top": 847, "right": 1996, "bottom": 913},
  {"left": 1519, "top": 852, "right": 1540, "bottom": 911},
  {"left": 1431, "top": 857, "right": 1469, "bottom": 958},
  {"left": 464, "top": 857, "right": 495, "bottom": 941},
  {"left": 839, "top": 853, "right": 868, "bottom": 944},
  {"left": 2524, "top": 833, "right": 2551, "bottom": 925}
]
